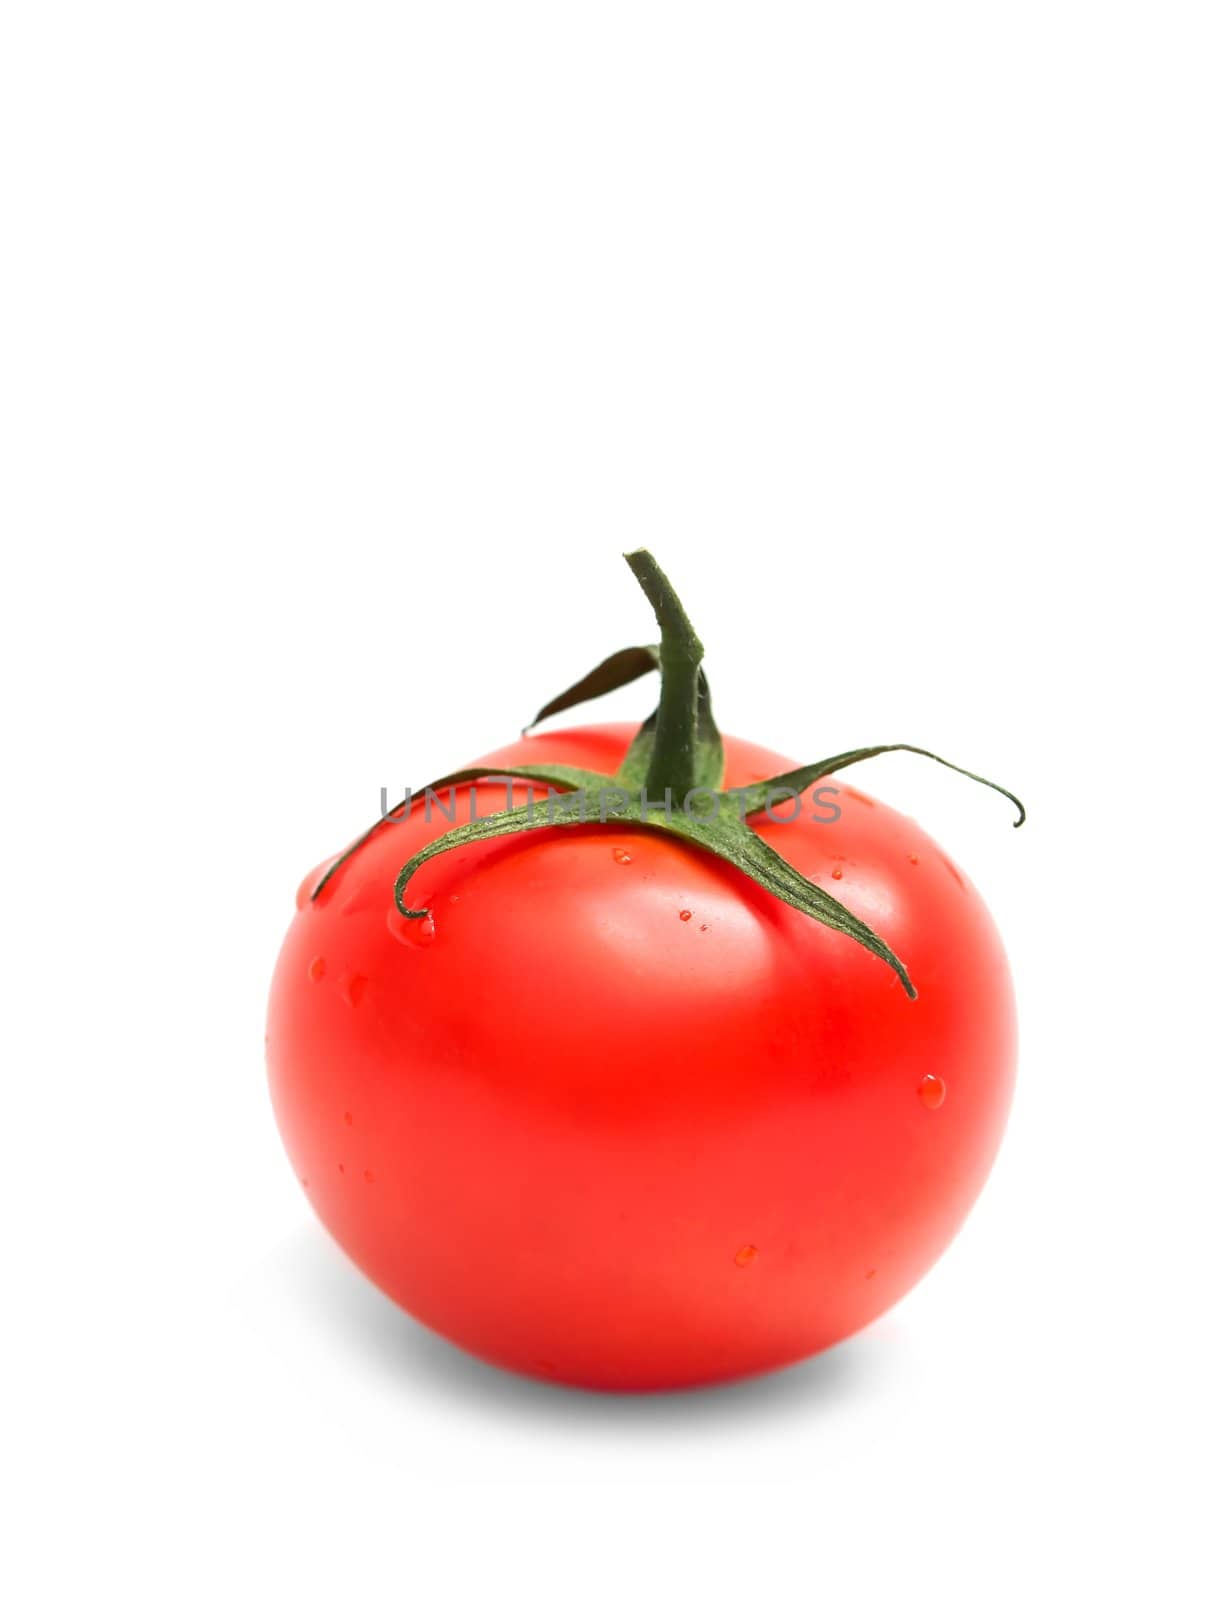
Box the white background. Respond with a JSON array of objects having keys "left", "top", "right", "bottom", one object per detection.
[{"left": 3, "top": 3, "right": 1210, "bottom": 1595}]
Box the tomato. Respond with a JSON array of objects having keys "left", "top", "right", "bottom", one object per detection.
[
  {"left": 267, "top": 710, "right": 1016, "bottom": 1390},
  {"left": 268, "top": 551, "right": 1021, "bottom": 1389}
]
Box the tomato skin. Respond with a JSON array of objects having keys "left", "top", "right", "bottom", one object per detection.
[{"left": 267, "top": 723, "right": 1015, "bottom": 1390}]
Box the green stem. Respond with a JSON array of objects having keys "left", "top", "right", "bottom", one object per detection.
[
  {"left": 309, "top": 546, "right": 1025, "bottom": 1003},
  {"left": 623, "top": 549, "right": 704, "bottom": 804}
]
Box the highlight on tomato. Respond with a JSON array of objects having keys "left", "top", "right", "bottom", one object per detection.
[{"left": 267, "top": 551, "right": 1024, "bottom": 1390}]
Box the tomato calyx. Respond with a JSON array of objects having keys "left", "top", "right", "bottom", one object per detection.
[{"left": 312, "top": 550, "right": 1025, "bottom": 999}]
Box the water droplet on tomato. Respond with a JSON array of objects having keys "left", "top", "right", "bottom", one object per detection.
[
  {"left": 734, "top": 1244, "right": 758, "bottom": 1267},
  {"left": 679, "top": 909, "right": 693, "bottom": 922},
  {"left": 938, "top": 852, "right": 967, "bottom": 890},
  {"left": 613, "top": 848, "right": 632, "bottom": 865},
  {"left": 831, "top": 867, "right": 844, "bottom": 880},
  {"left": 308, "top": 957, "right": 326, "bottom": 982},
  {"left": 700, "top": 923, "right": 709, "bottom": 932},
  {"left": 295, "top": 858, "right": 338, "bottom": 910},
  {"left": 345, "top": 973, "right": 369, "bottom": 1008},
  {"left": 388, "top": 909, "right": 436, "bottom": 948},
  {"left": 908, "top": 853, "right": 919, "bottom": 866},
  {"left": 917, "top": 1073, "right": 947, "bottom": 1109}
]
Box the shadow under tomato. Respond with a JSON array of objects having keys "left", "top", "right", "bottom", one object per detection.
[{"left": 275, "top": 1228, "right": 897, "bottom": 1428}]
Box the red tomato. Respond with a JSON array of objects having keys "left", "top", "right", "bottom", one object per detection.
[{"left": 267, "top": 721, "right": 1015, "bottom": 1391}]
